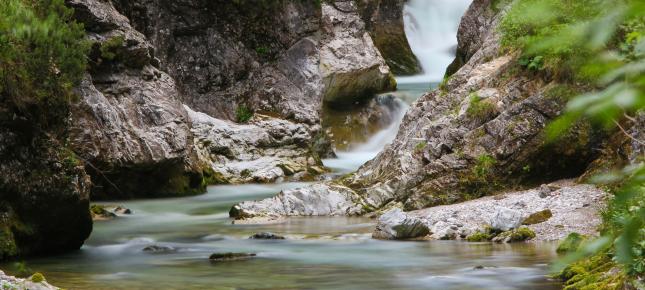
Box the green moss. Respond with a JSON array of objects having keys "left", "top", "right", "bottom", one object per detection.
[
  {"left": 30, "top": 272, "right": 45, "bottom": 283},
  {"left": 557, "top": 232, "right": 587, "bottom": 254},
  {"left": 90, "top": 204, "right": 107, "bottom": 216},
  {"left": 522, "top": 209, "right": 553, "bottom": 225},
  {"left": 466, "top": 231, "right": 493, "bottom": 242},
  {"left": 556, "top": 252, "right": 627, "bottom": 290},
  {"left": 466, "top": 93, "right": 497, "bottom": 121},
  {"left": 496, "top": 226, "right": 536, "bottom": 242},
  {"left": 236, "top": 105, "right": 254, "bottom": 123},
  {"left": 201, "top": 166, "right": 229, "bottom": 186}
]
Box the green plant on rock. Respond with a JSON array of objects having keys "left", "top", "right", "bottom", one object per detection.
[
  {"left": 466, "top": 93, "right": 497, "bottom": 121},
  {"left": 12, "top": 261, "right": 32, "bottom": 278},
  {"left": 0, "top": 0, "right": 89, "bottom": 126},
  {"left": 414, "top": 141, "right": 427, "bottom": 153},
  {"left": 99, "top": 35, "right": 125, "bottom": 61},
  {"left": 236, "top": 105, "right": 254, "bottom": 123},
  {"left": 473, "top": 154, "right": 497, "bottom": 178},
  {"left": 466, "top": 231, "right": 493, "bottom": 242}
]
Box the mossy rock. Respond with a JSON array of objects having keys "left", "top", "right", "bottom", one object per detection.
[
  {"left": 493, "top": 226, "right": 536, "bottom": 243},
  {"left": 522, "top": 209, "right": 553, "bottom": 225},
  {"left": 556, "top": 232, "right": 586, "bottom": 254},
  {"left": 30, "top": 272, "right": 45, "bottom": 283},
  {"left": 466, "top": 231, "right": 494, "bottom": 242}
]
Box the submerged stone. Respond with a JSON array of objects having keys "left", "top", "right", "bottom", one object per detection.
[
  {"left": 249, "top": 232, "right": 285, "bottom": 240},
  {"left": 209, "top": 252, "right": 257, "bottom": 262}
]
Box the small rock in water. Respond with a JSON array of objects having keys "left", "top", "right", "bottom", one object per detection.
[
  {"left": 372, "top": 208, "right": 430, "bottom": 240},
  {"left": 209, "top": 252, "right": 256, "bottom": 262},
  {"left": 249, "top": 232, "right": 285, "bottom": 240},
  {"left": 90, "top": 204, "right": 116, "bottom": 221},
  {"left": 142, "top": 245, "right": 177, "bottom": 254},
  {"left": 113, "top": 206, "right": 132, "bottom": 214}
]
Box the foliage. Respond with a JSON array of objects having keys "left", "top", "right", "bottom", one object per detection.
[
  {"left": 557, "top": 233, "right": 587, "bottom": 254},
  {"left": 473, "top": 154, "right": 497, "bottom": 178},
  {"left": 99, "top": 35, "right": 125, "bottom": 61},
  {"left": 500, "top": 0, "right": 645, "bottom": 284},
  {"left": 11, "top": 261, "right": 32, "bottom": 278},
  {"left": 466, "top": 93, "right": 497, "bottom": 121},
  {"left": 0, "top": 0, "right": 89, "bottom": 126},
  {"left": 414, "top": 141, "right": 427, "bottom": 153},
  {"left": 235, "top": 105, "right": 254, "bottom": 123}
]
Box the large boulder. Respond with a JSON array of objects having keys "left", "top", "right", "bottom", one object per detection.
[
  {"left": 489, "top": 207, "right": 524, "bottom": 231},
  {"left": 372, "top": 208, "right": 430, "bottom": 240}
]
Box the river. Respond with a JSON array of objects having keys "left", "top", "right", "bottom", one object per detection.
[
  {"left": 0, "top": 81, "right": 561, "bottom": 290},
  {"left": 0, "top": 1, "right": 564, "bottom": 289}
]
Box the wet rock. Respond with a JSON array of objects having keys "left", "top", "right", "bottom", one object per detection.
[
  {"left": 230, "top": 183, "right": 363, "bottom": 219},
  {"left": 112, "top": 206, "right": 132, "bottom": 215},
  {"left": 209, "top": 252, "right": 257, "bottom": 262},
  {"left": 491, "top": 227, "right": 536, "bottom": 243},
  {"left": 372, "top": 208, "right": 430, "bottom": 240},
  {"left": 320, "top": 2, "right": 396, "bottom": 106},
  {"left": 490, "top": 207, "right": 524, "bottom": 232},
  {"left": 0, "top": 271, "right": 59, "bottom": 290},
  {"left": 249, "top": 232, "right": 285, "bottom": 240},
  {"left": 90, "top": 205, "right": 117, "bottom": 221},
  {"left": 142, "top": 245, "right": 177, "bottom": 254}
]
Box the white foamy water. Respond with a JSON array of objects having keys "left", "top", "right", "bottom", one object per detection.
[
  {"left": 398, "top": 0, "right": 472, "bottom": 83},
  {"left": 323, "top": 97, "right": 409, "bottom": 174}
]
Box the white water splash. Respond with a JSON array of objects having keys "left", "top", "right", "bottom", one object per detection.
[
  {"left": 323, "top": 98, "right": 409, "bottom": 173},
  {"left": 397, "top": 0, "right": 472, "bottom": 84}
]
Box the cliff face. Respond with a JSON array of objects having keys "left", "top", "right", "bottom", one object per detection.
[
  {"left": 231, "top": 0, "right": 606, "bottom": 219},
  {"left": 63, "top": 0, "right": 399, "bottom": 198},
  {"left": 357, "top": 0, "right": 421, "bottom": 75},
  {"left": 0, "top": 58, "right": 92, "bottom": 260},
  {"left": 66, "top": 0, "right": 203, "bottom": 199}
]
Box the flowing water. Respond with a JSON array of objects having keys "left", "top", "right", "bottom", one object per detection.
[
  {"left": 399, "top": 0, "right": 472, "bottom": 84},
  {"left": 1, "top": 2, "right": 564, "bottom": 289},
  {"left": 0, "top": 82, "right": 561, "bottom": 290}
]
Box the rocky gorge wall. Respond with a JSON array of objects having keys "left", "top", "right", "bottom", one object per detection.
[
  {"left": 1, "top": 0, "right": 415, "bottom": 260},
  {"left": 65, "top": 0, "right": 408, "bottom": 197},
  {"left": 231, "top": 0, "right": 619, "bottom": 219}
]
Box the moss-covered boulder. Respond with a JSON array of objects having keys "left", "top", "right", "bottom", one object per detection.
[
  {"left": 522, "top": 209, "right": 553, "bottom": 225},
  {"left": 556, "top": 232, "right": 587, "bottom": 254}
]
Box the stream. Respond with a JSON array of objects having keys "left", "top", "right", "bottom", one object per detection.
[
  {"left": 1, "top": 1, "right": 564, "bottom": 289},
  {"left": 0, "top": 81, "right": 561, "bottom": 290}
]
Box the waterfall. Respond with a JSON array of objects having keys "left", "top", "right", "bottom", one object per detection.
[
  {"left": 398, "top": 0, "right": 472, "bottom": 84},
  {"left": 323, "top": 98, "right": 409, "bottom": 174}
]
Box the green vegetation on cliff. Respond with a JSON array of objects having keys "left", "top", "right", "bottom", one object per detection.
[
  {"left": 500, "top": 0, "right": 644, "bottom": 287},
  {"left": 0, "top": 0, "right": 92, "bottom": 260},
  {"left": 0, "top": 0, "right": 88, "bottom": 126}
]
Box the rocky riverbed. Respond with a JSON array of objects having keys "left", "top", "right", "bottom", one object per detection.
[{"left": 373, "top": 180, "right": 608, "bottom": 241}]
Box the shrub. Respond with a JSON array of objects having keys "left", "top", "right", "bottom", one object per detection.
[
  {"left": 99, "top": 35, "right": 125, "bottom": 61},
  {"left": 0, "top": 0, "right": 89, "bottom": 126}
]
